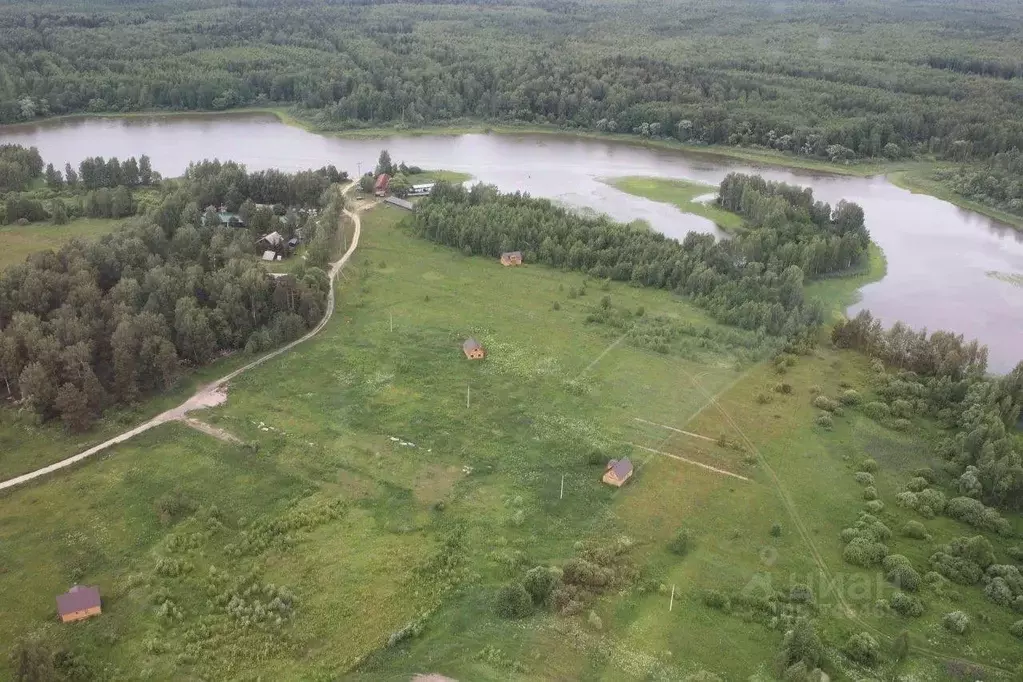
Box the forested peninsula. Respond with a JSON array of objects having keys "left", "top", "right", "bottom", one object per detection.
[{"left": 2, "top": 0, "right": 1023, "bottom": 222}]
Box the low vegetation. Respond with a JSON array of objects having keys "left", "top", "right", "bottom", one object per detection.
[{"left": 0, "top": 177, "right": 1020, "bottom": 680}]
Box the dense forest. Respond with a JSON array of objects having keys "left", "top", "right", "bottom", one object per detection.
[
  {"left": 410, "top": 174, "right": 869, "bottom": 341},
  {"left": 0, "top": 149, "right": 349, "bottom": 432},
  {"left": 935, "top": 151, "right": 1023, "bottom": 218},
  {"left": 1, "top": 0, "right": 1023, "bottom": 168},
  {"left": 833, "top": 312, "right": 1023, "bottom": 513}
]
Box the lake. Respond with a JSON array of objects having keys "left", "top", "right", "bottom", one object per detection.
[{"left": 2, "top": 113, "right": 1021, "bottom": 372}]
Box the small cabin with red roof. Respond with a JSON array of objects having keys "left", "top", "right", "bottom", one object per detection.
[{"left": 374, "top": 174, "right": 390, "bottom": 196}]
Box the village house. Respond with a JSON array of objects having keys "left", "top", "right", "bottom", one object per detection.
[
  {"left": 462, "top": 338, "right": 485, "bottom": 360},
  {"left": 602, "top": 458, "right": 633, "bottom": 487},
  {"left": 374, "top": 173, "right": 391, "bottom": 197},
  {"left": 500, "top": 251, "right": 523, "bottom": 266},
  {"left": 56, "top": 585, "right": 102, "bottom": 623}
]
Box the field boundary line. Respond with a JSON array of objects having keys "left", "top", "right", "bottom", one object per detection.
[
  {"left": 626, "top": 442, "right": 750, "bottom": 481},
  {"left": 632, "top": 417, "right": 717, "bottom": 443}
]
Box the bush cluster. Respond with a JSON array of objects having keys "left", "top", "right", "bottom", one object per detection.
[
  {"left": 812, "top": 395, "right": 839, "bottom": 412},
  {"left": 942, "top": 610, "right": 970, "bottom": 635},
  {"left": 839, "top": 389, "right": 862, "bottom": 406},
  {"left": 843, "top": 537, "right": 889, "bottom": 567},
  {"left": 929, "top": 536, "right": 995, "bottom": 585},
  {"left": 883, "top": 555, "right": 922, "bottom": 592},
  {"left": 669, "top": 528, "right": 692, "bottom": 556},
  {"left": 814, "top": 413, "right": 833, "bottom": 429},
  {"left": 889, "top": 591, "right": 924, "bottom": 617},
  {"left": 900, "top": 520, "right": 930, "bottom": 540},
  {"left": 944, "top": 497, "right": 1012, "bottom": 535},
  {"left": 853, "top": 471, "right": 875, "bottom": 486},
  {"left": 843, "top": 632, "right": 881, "bottom": 667},
  {"left": 496, "top": 583, "right": 533, "bottom": 619}
]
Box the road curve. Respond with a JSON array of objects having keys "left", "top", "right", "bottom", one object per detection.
[{"left": 0, "top": 187, "right": 366, "bottom": 492}]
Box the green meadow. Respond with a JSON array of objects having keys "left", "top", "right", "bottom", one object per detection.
[
  {"left": 0, "top": 206, "right": 1020, "bottom": 680},
  {"left": 0, "top": 217, "right": 122, "bottom": 269},
  {"left": 606, "top": 176, "right": 745, "bottom": 233}
]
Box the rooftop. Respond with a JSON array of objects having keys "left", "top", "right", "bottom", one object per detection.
[
  {"left": 606, "top": 457, "right": 633, "bottom": 479},
  {"left": 56, "top": 585, "right": 101, "bottom": 615}
]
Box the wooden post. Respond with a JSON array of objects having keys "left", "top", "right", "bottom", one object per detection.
[
  {"left": 466, "top": 384, "right": 470, "bottom": 409},
  {"left": 560, "top": 474, "right": 565, "bottom": 500},
  {"left": 389, "top": 312, "right": 393, "bottom": 332},
  {"left": 669, "top": 584, "right": 675, "bottom": 611}
]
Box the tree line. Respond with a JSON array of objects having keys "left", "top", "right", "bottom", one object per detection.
[
  {"left": 0, "top": 161, "right": 347, "bottom": 433},
  {"left": 0, "top": 144, "right": 43, "bottom": 192},
  {"left": 409, "top": 175, "right": 869, "bottom": 341},
  {"left": 1, "top": 0, "right": 1023, "bottom": 165},
  {"left": 934, "top": 149, "right": 1023, "bottom": 219},
  {"left": 183, "top": 160, "right": 348, "bottom": 211},
  {"left": 833, "top": 311, "right": 1023, "bottom": 512}
]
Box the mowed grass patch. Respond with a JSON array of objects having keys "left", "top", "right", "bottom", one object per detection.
[{"left": 0, "top": 217, "right": 122, "bottom": 269}]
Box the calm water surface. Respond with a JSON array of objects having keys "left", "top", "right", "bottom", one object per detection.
[{"left": 2, "top": 114, "right": 1021, "bottom": 371}]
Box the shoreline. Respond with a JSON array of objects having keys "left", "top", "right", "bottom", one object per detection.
[{"left": 2, "top": 107, "right": 1021, "bottom": 232}]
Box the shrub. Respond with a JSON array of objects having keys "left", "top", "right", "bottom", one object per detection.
[
  {"left": 773, "top": 382, "right": 793, "bottom": 394},
  {"left": 814, "top": 413, "right": 833, "bottom": 429},
  {"left": 779, "top": 618, "right": 823, "bottom": 670},
  {"left": 905, "top": 477, "right": 929, "bottom": 493},
  {"left": 891, "top": 399, "right": 913, "bottom": 418},
  {"left": 930, "top": 553, "right": 983, "bottom": 585},
  {"left": 789, "top": 583, "right": 814, "bottom": 604},
  {"left": 889, "top": 591, "right": 924, "bottom": 617},
  {"left": 523, "top": 566, "right": 559, "bottom": 606},
  {"left": 757, "top": 392, "right": 774, "bottom": 404},
  {"left": 889, "top": 418, "right": 911, "bottom": 431},
  {"left": 886, "top": 563, "right": 922, "bottom": 592},
  {"left": 587, "top": 610, "right": 603, "bottom": 630},
  {"left": 843, "top": 632, "right": 881, "bottom": 667},
  {"left": 864, "top": 500, "right": 884, "bottom": 514},
  {"left": 552, "top": 301, "right": 560, "bottom": 311},
  {"left": 669, "top": 528, "right": 692, "bottom": 556},
  {"left": 858, "top": 457, "right": 878, "bottom": 472},
  {"left": 1011, "top": 620, "right": 1023, "bottom": 639},
  {"left": 495, "top": 583, "right": 533, "bottom": 619},
  {"left": 863, "top": 401, "right": 890, "bottom": 420},
  {"left": 843, "top": 537, "right": 888, "bottom": 567},
  {"left": 702, "top": 589, "right": 730, "bottom": 611},
  {"left": 586, "top": 449, "right": 607, "bottom": 466},
  {"left": 917, "top": 488, "right": 946, "bottom": 514},
  {"left": 942, "top": 611, "right": 970, "bottom": 635},
  {"left": 984, "top": 577, "right": 1014, "bottom": 607},
  {"left": 895, "top": 491, "right": 918, "bottom": 508},
  {"left": 812, "top": 395, "right": 839, "bottom": 412},
  {"left": 839, "top": 389, "right": 862, "bottom": 406},
  {"left": 1007, "top": 546, "right": 1023, "bottom": 562},
  {"left": 770, "top": 522, "right": 783, "bottom": 537},
  {"left": 854, "top": 471, "right": 874, "bottom": 486},
  {"left": 945, "top": 497, "right": 1012, "bottom": 535},
  {"left": 901, "top": 520, "right": 929, "bottom": 540}
]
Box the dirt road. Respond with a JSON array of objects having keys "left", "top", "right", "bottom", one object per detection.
[{"left": 0, "top": 188, "right": 365, "bottom": 492}]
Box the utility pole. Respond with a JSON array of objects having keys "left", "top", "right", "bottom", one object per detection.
[
  {"left": 357, "top": 161, "right": 362, "bottom": 178},
  {"left": 466, "top": 383, "right": 470, "bottom": 409},
  {"left": 389, "top": 312, "right": 393, "bottom": 332},
  {"left": 669, "top": 584, "right": 675, "bottom": 611},
  {"left": 560, "top": 474, "right": 565, "bottom": 500}
]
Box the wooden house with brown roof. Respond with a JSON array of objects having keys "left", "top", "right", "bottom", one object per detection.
[
  {"left": 462, "top": 338, "right": 485, "bottom": 360},
  {"left": 57, "top": 585, "right": 102, "bottom": 623},
  {"left": 500, "top": 251, "right": 523, "bottom": 266},
  {"left": 602, "top": 458, "right": 633, "bottom": 487}
]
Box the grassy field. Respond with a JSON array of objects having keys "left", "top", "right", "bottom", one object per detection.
[
  {"left": 604, "top": 176, "right": 745, "bottom": 233},
  {"left": 0, "top": 206, "right": 1018, "bottom": 681},
  {"left": 0, "top": 217, "right": 122, "bottom": 269}
]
